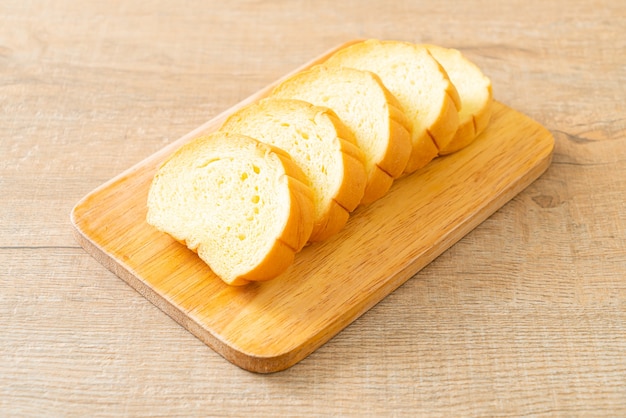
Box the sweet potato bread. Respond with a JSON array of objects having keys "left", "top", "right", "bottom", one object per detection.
[
  {"left": 423, "top": 44, "right": 493, "bottom": 155},
  {"left": 220, "top": 98, "right": 367, "bottom": 241},
  {"left": 271, "top": 65, "right": 411, "bottom": 204},
  {"left": 146, "top": 40, "right": 493, "bottom": 286},
  {"left": 323, "top": 39, "right": 461, "bottom": 173},
  {"left": 146, "top": 132, "right": 315, "bottom": 286}
]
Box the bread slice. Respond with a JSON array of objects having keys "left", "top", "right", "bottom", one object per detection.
[
  {"left": 146, "top": 132, "right": 315, "bottom": 286},
  {"left": 220, "top": 98, "right": 367, "bottom": 242},
  {"left": 423, "top": 44, "right": 493, "bottom": 155},
  {"left": 271, "top": 65, "right": 412, "bottom": 204},
  {"left": 324, "top": 39, "right": 462, "bottom": 173}
]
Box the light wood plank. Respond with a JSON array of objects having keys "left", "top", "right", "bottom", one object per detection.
[{"left": 71, "top": 43, "right": 554, "bottom": 373}]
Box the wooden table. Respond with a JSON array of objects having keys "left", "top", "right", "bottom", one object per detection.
[{"left": 2, "top": 0, "right": 625, "bottom": 416}]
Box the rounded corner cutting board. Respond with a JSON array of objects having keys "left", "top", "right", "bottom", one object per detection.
[{"left": 71, "top": 41, "right": 555, "bottom": 374}]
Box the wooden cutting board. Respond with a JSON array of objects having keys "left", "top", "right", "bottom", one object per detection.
[{"left": 71, "top": 41, "right": 554, "bottom": 373}]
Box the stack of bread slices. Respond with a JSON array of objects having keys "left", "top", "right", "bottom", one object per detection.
[{"left": 147, "top": 39, "right": 493, "bottom": 286}]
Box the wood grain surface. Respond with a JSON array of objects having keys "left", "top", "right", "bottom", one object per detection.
[
  {"left": 2, "top": 0, "right": 625, "bottom": 416},
  {"left": 71, "top": 68, "right": 554, "bottom": 371}
]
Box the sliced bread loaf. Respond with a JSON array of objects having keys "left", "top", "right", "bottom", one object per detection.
[
  {"left": 423, "top": 44, "right": 493, "bottom": 155},
  {"left": 271, "top": 65, "right": 412, "bottom": 204},
  {"left": 324, "top": 39, "right": 462, "bottom": 173},
  {"left": 220, "top": 98, "right": 367, "bottom": 242},
  {"left": 146, "top": 132, "right": 315, "bottom": 286}
]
